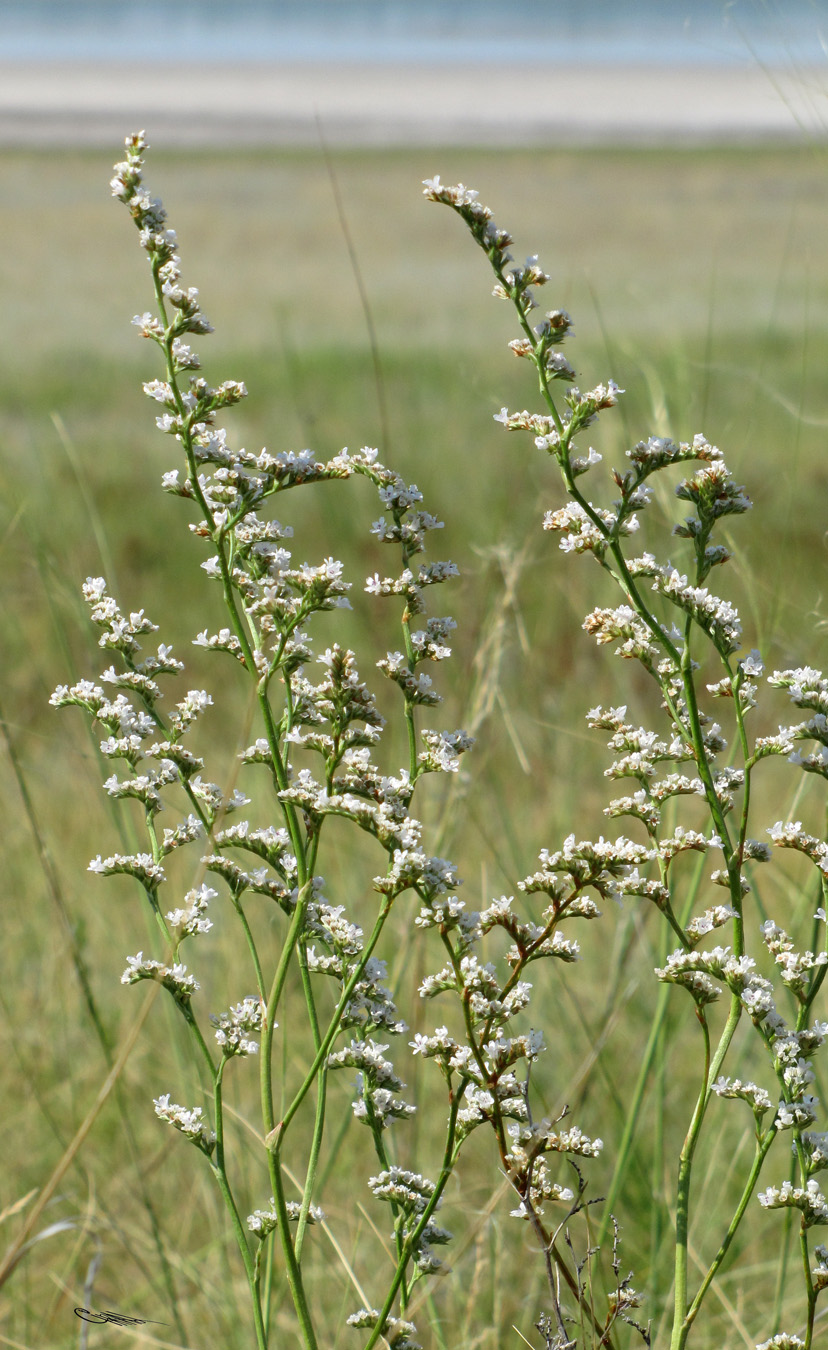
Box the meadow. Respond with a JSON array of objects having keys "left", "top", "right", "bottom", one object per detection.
[{"left": 3, "top": 141, "right": 828, "bottom": 1349}]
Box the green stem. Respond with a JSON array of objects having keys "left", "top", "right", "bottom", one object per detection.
[
  {"left": 231, "top": 893, "right": 267, "bottom": 1004},
  {"left": 262, "top": 1230, "right": 275, "bottom": 1342},
  {"left": 365, "top": 1099, "right": 410, "bottom": 1311},
  {"left": 294, "top": 945, "right": 325, "bottom": 1263},
  {"left": 293, "top": 1059, "right": 327, "bottom": 1265},
  {"left": 260, "top": 881, "right": 314, "bottom": 1139},
  {"left": 361, "top": 1095, "right": 462, "bottom": 1350},
  {"left": 265, "top": 1146, "right": 318, "bottom": 1350},
  {"left": 678, "top": 1125, "right": 776, "bottom": 1346},
  {"left": 595, "top": 856, "right": 706, "bottom": 1250},
  {"left": 261, "top": 898, "right": 395, "bottom": 1350},
  {"left": 770, "top": 1176, "right": 798, "bottom": 1338},
  {"left": 211, "top": 1060, "right": 268, "bottom": 1349},
  {"left": 670, "top": 1007, "right": 711, "bottom": 1350},
  {"left": 800, "top": 1218, "right": 817, "bottom": 1350},
  {"left": 270, "top": 896, "right": 394, "bottom": 1147}
]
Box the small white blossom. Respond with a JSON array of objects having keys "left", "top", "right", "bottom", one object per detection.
[
  {"left": 154, "top": 1094, "right": 215, "bottom": 1150},
  {"left": 712, "top": 1076, "right": 772, "bottom": 1114}
]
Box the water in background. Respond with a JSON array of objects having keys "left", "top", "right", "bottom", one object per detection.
[{"left": 2, "top": 0, "right": 826, "bottom": 65}]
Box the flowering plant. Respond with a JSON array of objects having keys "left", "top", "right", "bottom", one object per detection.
[
  {"left": 50, "top": 137, "right": 828, "bottom": 1350},
  {"left": 422, "top": 176, "right": 828, "bottom": 1350}
]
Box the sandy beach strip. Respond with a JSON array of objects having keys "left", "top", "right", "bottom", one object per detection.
[{"left": 0, "top": 61, "right": 825, "bottom": 147}]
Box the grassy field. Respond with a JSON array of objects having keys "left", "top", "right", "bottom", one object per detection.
[{"left": 3, "top": 142, "right": 828, "bottom": 1349}]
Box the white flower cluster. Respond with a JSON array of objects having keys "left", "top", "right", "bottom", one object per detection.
[
  {"left": 305, "top": 901, "right": 363, "bottom": 964},
  {"left": 80, "top": 574, "right": 158, "bottom": 657},
  {"left": 484, "top": 1028, "right": 545, "bottom": 1073},
  {"left": 367, "top": 1166, "right": 450, "bottom": 1275},
  {"left": 408, "top": 1028, "right": 527, "bottom": 1138},
  {"left": 246, "top": 1199, "right": 324, "bottom": 1237},
  {"left": 166, "top": 883, "right": 216, "bottom": 941},
  {"left": 789, "top": 741, "right": 828, "bottom": 775},
  {"left": 583, "top": 605, "right": 664, "bottom": 667},
  {"left": 424, "top": 170, "right": 828, "bottom": 1345},
  {"left": 455, "top": 1078, "right": 528, "bottom": 1137},
  {"left": 121, "top": 952, "right": 198, "bottom": 1002},
  {"left": 519, "top": 834, "right": 652, "bottom": 910},
  {"left": 51, "top": 578, "right": 220, "bottom": 890},
  {"left": 376, "top": 652, "right": 440, "bottom": 707},
  {"left": 419, "top": 951, "right": 532, "bottom": 1028},
  {"left": 418, "top": 727, "right": 474, "bottom": 775},
  {"left": 800, "top": 1132, "right": 828, "bottom": 1173},
  {"left": 655, "top": 944, "right": 762, "bottom": 1007},
  {"left": 409, "top": 1025, "right": 460, "bottom": 1063},
  {"left": 753, "top": 730, "right": 797, "bottom": 760},
  {"left": 88, "top": 846, "right": 165, "bottom": 883},
  {"left": 367, "top": 1164, "right": 434, "bottom": 1206},
  {"left": 327, "top": 1039, "right": 414, "bottom": 1130},
  {"left": 710, "top": 766, "right": 746, "bottom": 813},
  {"left": 758, "top": 1177, "right": 828, "bottom": 1227},
  {"left": 505, "top": 1118, "right": 601, "bottom": 1220},
  {"left": 280, "top": 768, "right": 420, "bottom": 852},
  {"left": 361, "top": 475, "right": 459, "bottom": 631},
  {"left": 673, "top": 459, "right": 751, "bottom": 533},
  {"left": 370, "top": 480, "right": 443, "bottom": 558},
  {"left": 626, "top": 433, "right": 723, "bottom": 473},
  {"left": 103, "top": 760, "right": 179, "bottom": 813},
  {"left": 590, "top": 707, "right": 690, "bottom": 785},
  {"left": 685, "top": 905, "right": 738, "bottom": 944},
  {"left": 812, "top": 1243, "right": 828, "bottom": 1291},
  {"left": 113, "top": 133, "right": 212, "bottom": 347},
  {"left": 193, "top": 626, "right": 243, "bottom": 661},
  {"left": 410, "top": 896, "right": 475, "bottom": 950},
  {"left": 657, "top": 826, "right": 721, "bottom": 864},
  {"left": 378, "top": 848, "right": 458, "bottom": 904},
  {"left": 543, "top": 500, "right": 637, "bottom": 554},
  {"left": 346, "top": 1308, "right": 421, "bottom": 1350},
  {"left": 711, "top": 1076, "right": 773, "bottom": 1115},
  {"left": 761, "top": 919, "right": 828, "bottom": 1000},
  {"left": 121, "top": 158, "right": 450, "bottom": 674},
  {"left": 746, "top": 1009, "right": 828, "bottom": 1130},
  {"left": 767, "top": 821, "right": 828, "bottom": 876},
  {"left": 211, "top": 820, "right": 298, "bottom": 900},
  {"left": 161, "top": 813, "right": 206, "bottom": 854},
  {"left": 755, "top": 1337, "right": 806, "bottom": 1350},
  {"left": 477, "top": 894, "right": 580, "bottom": 968},
  {"left": 289, "top": 647, "right": 385, "bottom": 751},
  {"left": 54, "top": 681, "right": 151, "bottom": 768},
  {"left": 607, "top": 1279, "right": 645, "bottom": 1315},
  {"left": 210, "top": 996, "right": 265, "bottom": 1057},
  {"left": 493, "top": 407, "right": 560, "bottom": 436},
  {"left": 769, "top": 665, "right": 828, "bottom": 715},
  {"left": 340, "top": 957, "right": 407, "bottom": 1036},
  {"left": 202, "top": 851, "right": 291, "bottom": 908},
  {"left": 424, "top": 174, "right": 601, "bottom": 505},
  {"left": 646, "top": 564, "right": 742, "bottom": 654},
  {"left": 153, "top": 1094, "right": 215, "bottom": 1152}
]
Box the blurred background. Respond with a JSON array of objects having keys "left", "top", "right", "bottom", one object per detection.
[{"left": 3, "top": 3, "right": 828, "bottom": 1348}]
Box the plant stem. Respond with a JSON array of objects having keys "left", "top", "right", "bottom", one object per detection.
[
  {"left": 670, "top": 1007, "right": 711, "bottom": 1350},
  {"left": 361, "top": 1096, "right": 462, "bottom": 1350},
  {"left": 212, "top": 1061, "right": 269, "bottom": 1350},
  {"left": 678, "top": 1126, "right": 776, "bottom": 1345}
]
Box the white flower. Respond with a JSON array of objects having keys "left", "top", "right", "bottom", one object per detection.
[{"left": 154, "top": 1094, "right": 215, "bottom": 1150}]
